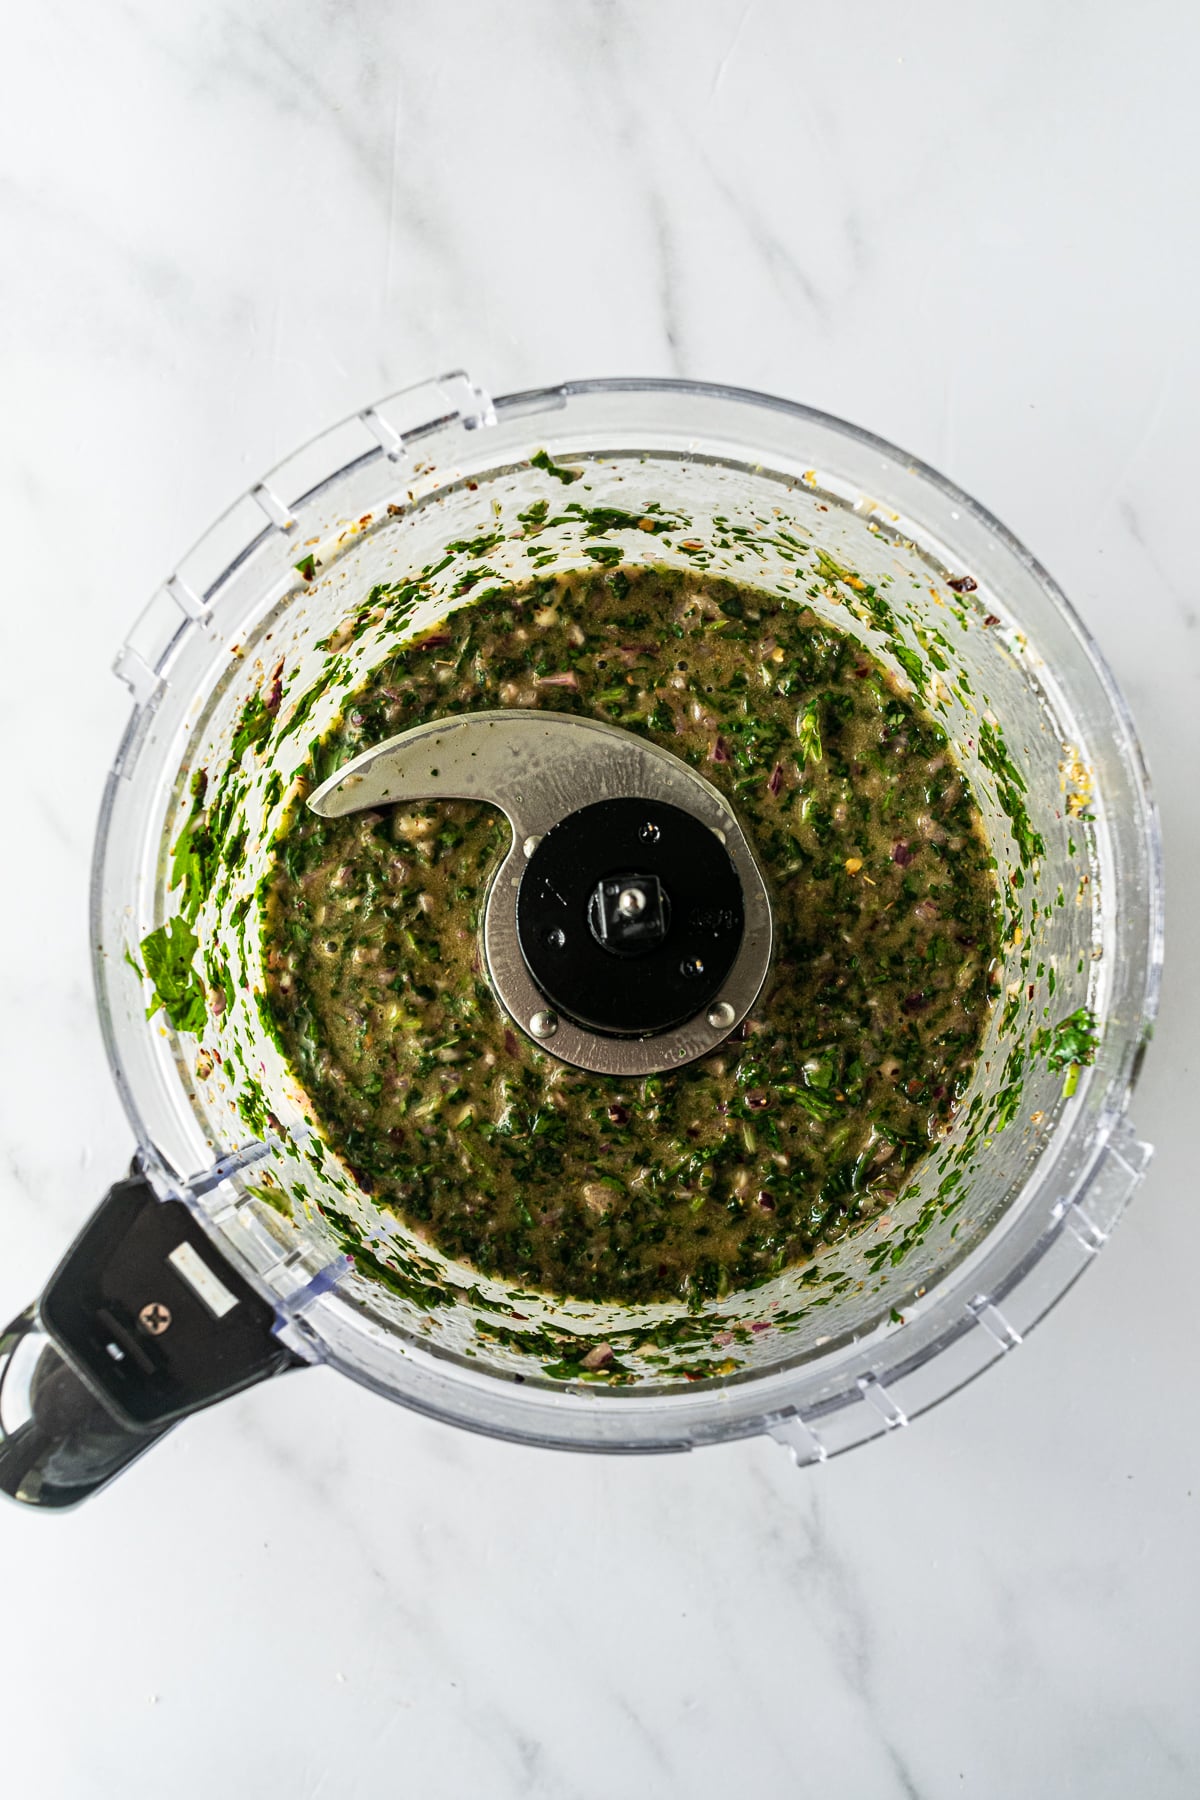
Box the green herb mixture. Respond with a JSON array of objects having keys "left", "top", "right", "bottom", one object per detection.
[{"left": 261, "top": 565, "right": 1002, "bottom": 1305}]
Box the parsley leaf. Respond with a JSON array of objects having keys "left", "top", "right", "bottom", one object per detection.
[
  {"left": 1032, "top": 1006, "right": 1099, "bottom": 1097},
  {"left": 230, "top": 692, "right": 273, "bottom": 762},
  {"left": 530, "top": 449, "right": 581, "bottom": 485},
  {"left": 140, "top": 916, "right": 207, "bottom": 1034},
  {"left": 893, "top": 645, "right": 926, "bottom": 690}
]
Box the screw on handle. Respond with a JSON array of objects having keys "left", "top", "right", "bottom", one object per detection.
[{"left": 0, "top": 1171, "right": 304, "bottom": 1510}]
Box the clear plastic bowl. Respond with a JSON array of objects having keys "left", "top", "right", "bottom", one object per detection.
[{"left": 92, "top": 375, "right": 1162, "bottom": 1463}]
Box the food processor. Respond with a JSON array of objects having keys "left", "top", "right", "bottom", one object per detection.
[{"left": 0, "top": 375, "right": 1162, "bottom": 1509}]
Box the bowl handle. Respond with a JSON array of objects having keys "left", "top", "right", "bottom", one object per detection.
[{"left": 0, "top": 1172, "right": 302, "bottom": 1509}]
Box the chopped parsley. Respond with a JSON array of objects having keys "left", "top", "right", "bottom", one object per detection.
[
  {"left": 530, "top": 449, "right": 582, "bottom": 485},
  {"left": 797, "top": 697, "right": 823, "bottom": 765},
  {"left": 1034, "top": 1006, "right": 1099, "bottom": 1097},
  {"left": 139, "top": 916, "right": 207, "bottom": 1034}
]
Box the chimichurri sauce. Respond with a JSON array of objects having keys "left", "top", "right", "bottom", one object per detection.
[{"left": 263, "top": 567, "right": 1000, "bottom": 1305}]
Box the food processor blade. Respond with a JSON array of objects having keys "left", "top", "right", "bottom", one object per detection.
[{"left": 309, "top": 708, "right": 772, "bottom": 1073}]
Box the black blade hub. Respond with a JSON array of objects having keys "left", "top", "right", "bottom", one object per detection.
[{"left": 516, "top": 797, "right": 745, "bottom": 1037}]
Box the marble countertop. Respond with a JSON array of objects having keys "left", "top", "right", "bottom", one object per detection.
[{"left": 2, "top": 3, "right": 1198, "bottom": 1795}]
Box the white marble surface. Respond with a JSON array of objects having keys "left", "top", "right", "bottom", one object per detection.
[{"left": 2, "top": 2, "right": 1198, "bottom": 1794}]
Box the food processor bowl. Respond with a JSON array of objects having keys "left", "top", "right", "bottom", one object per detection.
[{"left": 0, "top": 375, "right": 1162, "bottom": 1502}]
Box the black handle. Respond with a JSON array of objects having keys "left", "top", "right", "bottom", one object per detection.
[
  {"left": 0, "top": 1307, "right": 167, "bottom": 1508},
  {"left": 0, "top": 1172, "right": 302, "bottom": 1510}
]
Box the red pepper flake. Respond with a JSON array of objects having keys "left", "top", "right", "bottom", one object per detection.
[
  {"left": 607, "top": 1104, "right": 629, "bottom": 1125},
  {"left": 947, "top": 574, "right": 978, "bottom": 593},
  {"left": 416, "top": 632, "right": 452, "bottom": 650},
  {"left": 902, "top": 992, "right": 928, "bottom": 1015},
  {"left": 744, "top": 1090, "right": 771, "bottom": 1110},
  {"left": 710, "top": 735, "right": 731, "bottom": 764},
  {"left": 768, "top": 762, "right": 784, "bottom": 796},
  {"left": 504, "top": 1028, "right": 519, "bottom": 1057},
  {"left": 892, "top": 841, "right": 915, "bottom": 866},
  {"left": 756, "top": 1191, "right": 776, "bottom": 1211},
  {"left": 982, "top": 613, "right": 1001, "bottom": 628}
]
